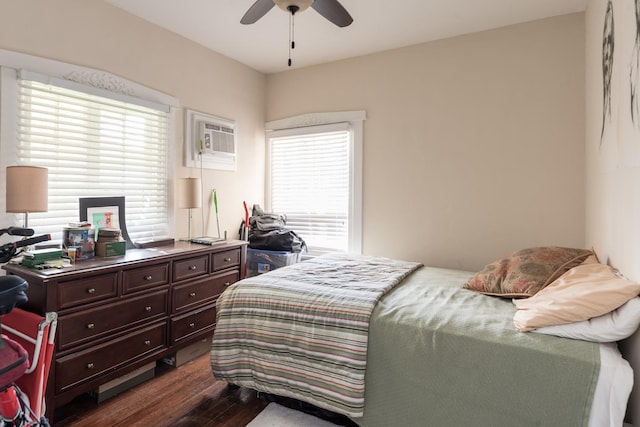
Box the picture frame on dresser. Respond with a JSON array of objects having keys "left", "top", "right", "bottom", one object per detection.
[{"left": 79, "top": 196, "right": 135, "bottom": 249}]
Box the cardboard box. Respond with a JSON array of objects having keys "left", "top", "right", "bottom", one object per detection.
[
  {"left": 161, "top": 337, "right": 211, "bottom": 367},
  {"left": 95, "top": 240, "right": 126, "bottom": 257},
  {"left": 90, "top": 362, "right": 155, "bottom": 403},
  {"left": 63, "top": 226, "right": 95, "bottom": 259}
]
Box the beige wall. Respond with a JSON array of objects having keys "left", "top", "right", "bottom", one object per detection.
[
  {"left": 585, "top": 0, "right": 640, "bottom": 283},
  {"left": 0, "top": 0, "right": 266, "bottom": 240},
  {"left": 0, "top": 2, "right": 587, "bottom": 270},
  {"left": 267, "top": 14, "right": 586, "bottom": 271}
]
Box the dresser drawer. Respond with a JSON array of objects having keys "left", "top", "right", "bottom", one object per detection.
[
  {"left": 57, "top": 273, "right": 118, "bottom": 310},
  {"left": 57, "top": 290, "right": 168, "bottom": 351},
  {"left": 173, "top": 255, "right": 209, "bottom": 282},
  {"left": 171, "top": 304, "right": 216, "bottom": 344},
  {"left": 212, "top": 249, "right": 240, "bottom": 271},
  {"left": 122, "top": 262, "right": 170, "bottom": 294},
  {"left": 56, "top": 322, "right": 167, "bottom": 393},
  {"left": 172, "top": 271, "right": 239, "bottom": 313}
]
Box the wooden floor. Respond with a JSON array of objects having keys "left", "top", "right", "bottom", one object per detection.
[{"left": 53, "top": 353, "right": 268, "bottom": 427}]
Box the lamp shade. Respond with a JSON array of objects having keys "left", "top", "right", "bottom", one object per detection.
[
  {"left": 6, "top": 166, "right": 48, "bottom": 213},
  {"left": 177, "top": 178, "right": 202, "bottom": 209}
]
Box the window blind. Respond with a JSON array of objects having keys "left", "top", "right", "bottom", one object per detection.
[
  {"left": 268, "top": 127, "right": 350, "bottom": 253},
  {"left": 16, "top": 77, "right": 170, "bottom": 242}
]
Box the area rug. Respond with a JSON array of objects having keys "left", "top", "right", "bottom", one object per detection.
[{"left": 247, "top": 403, "right": 339, "bottom": 427}]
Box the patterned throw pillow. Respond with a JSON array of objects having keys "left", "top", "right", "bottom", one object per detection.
[{"left": 463, "top": 246, "right": 592, "bottom": 298}]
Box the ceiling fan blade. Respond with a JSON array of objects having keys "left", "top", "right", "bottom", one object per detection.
[
  {"left": 241, "top": 0, "right": 276, "bottom": 25},
  {"left": 311, "top": 0, "right": 353, "bottom": 27}
]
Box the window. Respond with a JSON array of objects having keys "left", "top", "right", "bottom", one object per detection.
[
  {"left": 266, "top": 111, "right": 365, "bottom": 255},
  {"left": 12, "top": 70, "right": 171, "bottom": 242}
]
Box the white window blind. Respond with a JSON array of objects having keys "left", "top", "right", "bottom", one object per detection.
[
  {"left": 268, "top": 125, "right": 351, "bottom": 254},
  {"left": 16, "top": 75, "right": 170, "bottom": 243}
]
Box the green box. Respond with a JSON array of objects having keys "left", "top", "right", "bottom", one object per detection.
[
  {"left": 95, "top": 241, "right": 126, "bottom": 257},
  {"left": 23, "top": 248, "right": 63, "bottom": 262}
]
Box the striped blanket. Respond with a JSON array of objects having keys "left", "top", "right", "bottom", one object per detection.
[{"left": 211, "top": 253, "right": 422, "bottom": 417}]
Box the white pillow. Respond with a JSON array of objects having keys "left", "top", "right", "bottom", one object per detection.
[{"left": 532, "top": 297, "right": 640, "bottom": 342}]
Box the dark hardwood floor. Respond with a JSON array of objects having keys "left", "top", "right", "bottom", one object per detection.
[{"left": 53, "top": 353, "right": 268, "bottom": 427}]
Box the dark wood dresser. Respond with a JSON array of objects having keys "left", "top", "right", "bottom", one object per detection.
[{"left": 2, "top": 240, "right": 247, "bottom": 415}]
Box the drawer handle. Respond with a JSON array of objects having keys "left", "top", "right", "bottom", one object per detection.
[
  {"left": 144, "top": 340, "right": 151, "bottom": 346},
  {"left": 86, "top": 323, "right": 95, "bottom": 329},
  {"left": 224, "top": 257, "right": 232, "bottom": 262},
  {"left": 189, "top": 322, "right": 195, "bottom": 328},
  {"left": 87, "top": 288, "right": 96, "bottom": 294},
  {"left": 189, "top": 265, "right": 197, "bottom": 271},
  {"left": 144, "top": 275, "right": 153, "bottom": 281},
  {"left": 189, "top": 292, "right": 196, "bottom": 298},
  {"left": 145, "top": 306, "right": 152, "bottom": 312},
  {"left": 224, "top": 282, "right": 231, "bottom": 287},
  {"left": 87, "top": 363, "right": 94, "bottom": 369}
]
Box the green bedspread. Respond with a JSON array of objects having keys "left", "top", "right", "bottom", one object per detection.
[{"left": 352, "top": 266, "right": 600, "bottom": 427}]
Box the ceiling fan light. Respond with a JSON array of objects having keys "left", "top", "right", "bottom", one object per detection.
[{"left": 274, "top": 0, "right": 314, "bottom": 13}]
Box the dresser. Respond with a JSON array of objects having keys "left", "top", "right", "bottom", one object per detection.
[{"left": 2, "top": 240, "right": 247, "bottom": 415}]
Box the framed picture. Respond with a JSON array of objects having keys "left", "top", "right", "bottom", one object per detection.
[{"left": 79, "top": 196, "right": 134, "bottom": 248}]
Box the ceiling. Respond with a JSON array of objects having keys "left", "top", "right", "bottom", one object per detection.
[{"left": 103, "top": 0, "right": 589, "bottom": 74}]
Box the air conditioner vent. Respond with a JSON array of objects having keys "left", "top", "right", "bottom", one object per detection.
[{"left": 201, "top": 121, "right": 235, "bottom": 157}]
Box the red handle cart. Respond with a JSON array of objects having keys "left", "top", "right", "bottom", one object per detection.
[{"left": 0, "top": 308, "right": 57, "bottom": 425}]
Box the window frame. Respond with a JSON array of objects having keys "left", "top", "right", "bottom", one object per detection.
[
  {"left": 0, "top": 49, "right": 179, "bottom": 241},
  {"left": 265, "top": 111, "right": 365, "bottom": 255}
]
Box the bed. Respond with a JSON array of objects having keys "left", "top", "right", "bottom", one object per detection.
[{"left": 211, "top": 249, "right": 640, "bottom": 426}]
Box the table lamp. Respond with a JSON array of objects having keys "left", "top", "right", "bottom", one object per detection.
[
  {"left": 177, "top": 177, "right": 202, "bottom": 240},
  {"left": 6, "top": 166, "right": 48, "bottom": 228}
]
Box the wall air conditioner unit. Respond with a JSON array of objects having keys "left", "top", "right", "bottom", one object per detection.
[
  {"left": 199, "top": 121, "right": 235, "bottom": 158},
  {"left": 184, "top": 109, "right": 237, "bottom": 171}
]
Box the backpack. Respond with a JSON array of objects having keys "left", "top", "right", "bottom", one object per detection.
[{"left": 248, "top": 205, "right": 307, "bottom": 253}]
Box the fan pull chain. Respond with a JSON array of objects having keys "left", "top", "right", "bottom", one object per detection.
[{"left": 288, "top": 11, "right": 295, "bottom": 67}]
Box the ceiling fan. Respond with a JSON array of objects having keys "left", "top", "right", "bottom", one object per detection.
[
  {"left": 241, "top": 0, "right": 353, "bottom": 28},
  {"left": 241, "top": 0, "right": 353, "bottom": 67}
]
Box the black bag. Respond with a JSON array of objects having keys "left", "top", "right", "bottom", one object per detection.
[
  {"left": 248, "top": 205, "right": 306, "bottom": 253},
  {"left": 249, "top": 228, "right": 307, "bottom": 253}
]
